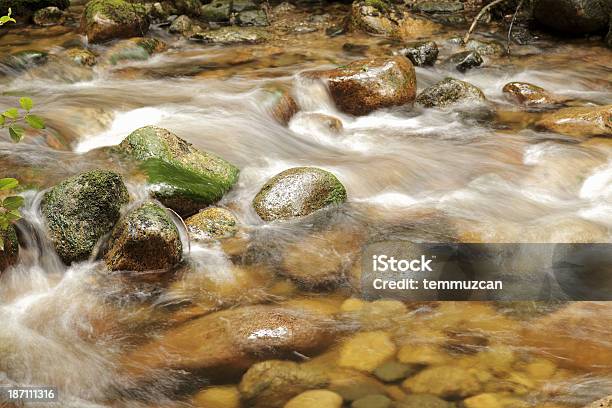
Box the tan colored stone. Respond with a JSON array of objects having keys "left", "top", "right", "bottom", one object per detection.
[
  {"left": 284, "top": 389, "right": 343, "bottom": 408},
  {"left": 192, "top": 386, "right": 240, "bottom": 408},
  {"left": 536, "top": 105, "right": 612, "bottom": 138},
  {"left": 402, "top": 365, "right": 482, "bottom": 398},
  {"left": 338, "top": 331, "right": 397, "bottom": 372}
]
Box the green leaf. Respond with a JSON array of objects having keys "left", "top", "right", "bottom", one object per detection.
[
  {"left": 3, "top": 196, "right": 24, "bottom": 211},
  {"left": 0, "top": 178, "right": 18, "bottom": 190},
  {"left": 0, "top": 217, "right": 8, "bottom": 230},
  {"left": 5, "top": 210, "right": 21, "bottom": 222},
  {"left": 19, "top": 97, "right": 33, "bottom": 112},
  {"left": 3, "top": 108, "right": 19, "bottom": 119},
  {"left": 24, "top": 114, "right": 45, "bottom": 129},
  {"left": 0, "top": 115, "right": 4, "bottom": 126},
  {"left": 8, "top": 125, "right": 25, "bottom": 142}
]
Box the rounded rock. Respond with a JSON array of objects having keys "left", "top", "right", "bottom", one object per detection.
[
  {"left": 338, "top": 331, "right": 397, "bottom": 373},
  {"left": 502, "top": 81, "right": 560, "bottom": 106},
  {"left": 284, "top": 390, "right": 343, "bottom": 408},
  {"left": 185, "top": 207, "right": 237, "bottom": 241},
  {"left": 417, "top": 77, "right": 486, "bottom": 108}
]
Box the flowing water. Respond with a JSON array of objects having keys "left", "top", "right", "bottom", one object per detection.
[{"left": 0, "top": 2, "right": 611, "bottom": 407}]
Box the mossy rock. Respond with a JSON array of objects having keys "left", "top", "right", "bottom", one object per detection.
[
  {"left": 117, "top": 126, "right": 239, "bottom": 217},
  {"left": 185, "top": 207, "right": 238, "bottom": 241},
  {"left": 104, "top": 202, "right": 182, "bottom": 271},
  {"left": 41, "top": 169, "right": 130, "bottom": 264},
  {"left": 1, "top": 50, "right": 48, "bottom": 73},
  {"left": 105, "top": 37, "right": 167, "bottom": 65},
  {"left": 416, "top": 77, "right": 486, "bottom": 108},
  {"left": 80, "top": 0, "right": 149, "bottom": 44},
  {"left": 253, "top": 167, "right": 347, "bottom": 221},
  {"left": 0, "top": 0, "right": 68, "bottom": 15},
  {"left": 65, "top": 48, "right": 97, "bottom": 66},
  {"left": 189, "top": 26, "right": 269, "bottom": 44},
  {"left": 200, "top": 0, "right": 231, "bottom": 22},
  {"left": 0, "top": 226, "right": 19, "bottom": 274},
  {"left": 33, "top": 6, "right": 65, "bottom": 26}
]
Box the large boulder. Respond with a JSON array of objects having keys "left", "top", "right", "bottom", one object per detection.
[
  {"left": 253, "top": 167, "right": 347, "bottom": 221},
  {"left": 239, "top": 360, "right": 329, "bottom": 408},
  {"left": 80, "top": 0, "right": 149, "bottom": 44},
  {"left": 121, "top": 305, "right": 336, "bottom": 380},
  {"left": 104, "top": 202, "right": 182, "bottom": 271},
  {"left": 536, "top": 105, "right": 612, "bottom": 138},
  {"left": 302, "top": 57, "right": 416, "bottom": 116},
  {"left": 533, "top": 0, "right": 612, "bottom": 35},
  {"left": 41, "top": 170, "right": 129, "bottom": 264},
  {"left": 416, "top": 77, "right": 486, "bottom": 108},
  {"left": 0, "top": 0, "right": 68, "bottom": 15},
  {"left": 0, "top": 226, "right": 19, "bottom": 274},
  {"left": 117, "top": 126, "right": 239, "bottom": 217}
]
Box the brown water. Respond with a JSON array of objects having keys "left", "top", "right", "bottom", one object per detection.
[{"left": 0, "top": 2, "right": 611, "bottom": 407}]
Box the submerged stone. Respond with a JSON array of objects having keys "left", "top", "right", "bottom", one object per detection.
[
  {"left": 285, "top": 390, "right": 343, "bottom": 408},
  {"left": 190, "top": 27, "right": 269, "bottom": 44},
  {"left": 465, "top": 39, "right": 504, "bottom": 56},
  {"left": 352, "top": 394, "right": 392, "bottom": 408},
  {"left": 446, "top": 50, "right": 483, "bottom": 72},
  {"left": 0, "top": 226, "right": 19, "bottom": 274},
  {"left": 117, "top": 126, "right": 239, "bottom": 217},
  {"left": 1, "top": 50, "right": 48, "bottom": 73},
  {"left": 338, "top": 331, "right": 397, "bottom": 373},
  {"left": 41, "top": 169, "right": 129, "bottom": 264},
  {"left": 253, "top": 167, "right": 347, "bottom": 221},
  {"left": 397, "top": 394, "right": 454, "bottom": 408},
  {"left": 105, "top": 202, "right": 182, "bottom": 271},
  {"left": 235, "top": 9, "right": 268, "bottom": 26},
  {"left": 105, "top": 38, "right": 167, "bottom": 65},
  {"left": 396, "top": 40, "right": 438, "bottom": 66},
  {"left": 402, "top": 365, "right": 482, "bottom": 398},
  {"left": 80, "top": 0, "right": 149, "bottom": 43},
  {"left": 303, "top": 56, "right": 416, "bottom": 116},
  {"left": 416, "top": 77, "right": 486, "bottom": 108},
  {"left": 64, "top": 48, "right": 97, "bottom": 66},
  {"left": 185, "top": 207, "right": 238, "bottom": 241},
  {"left": 536, "top": 105, "right": 612, "bottom": 138},
  {"left": 262, "top": 87, "right": 299, "bottom": 125}
]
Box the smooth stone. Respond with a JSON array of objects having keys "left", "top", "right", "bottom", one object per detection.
[
  {"left": 396, "top": 40, "right": 438, "bottom": 66},
  {"left": 351, "top": 394, "right": 392, "bottom": 408},
  {"left": 465, "top": 39, "right": 504, "bottom": 56},
  {"left": 349, "top": 0, "right": 398, "bottom": 37},
  {"left": 416, "top": 77, "right": 486, "bottom": 108},
  {"left": 80, "top": 0, "right": 148, "bottom": 43},
  {"left": 192, "top": 386, "right": 240, "bottom": 408},
  {"left": 253, "top": 167, "right": 346, "bottom": 221},
  {"left": 284, "top": 390, "right": 343, "bottom": 408},
  {"left": 104, "top": 202, "right": 182, "bottom": 272},
  {"left": 262, "top": 87, "right": 299, "bottom": 125},
  {"left": 397, "top": 394, "right": 455, "bottom": 408},
  {"left": 414, "top": 1, "right": 463, "bottom": 13},
  {"left": 502, "top": 81, "right": 561, "bottom": 106},
  {"left": 373, "top": 361, "right": 416, "bottom": 382},
  {"left": 169, "top": 14, "right": 193, "bottom": 34},
  {"left": 535, "top": 105, "right": 612, "bottom": 138},
  {"left": 583, "top": 396, "right": 612, "bottom": 408},
  {"left": 402, "top": 366, "right": 482, "bottom": 399},
  {"left": 446, "top": 50, "right": 483, "bottom": 72},
  {"left": 64, "top": 48, "right": 97, "bottom": 66},
  {"left": 338, "top": 331, "right": 397, "bottom": 373},
  {"left": 200, "top": 0, "right": 231, "bottom": 22},
  {"left": 185, "top": 207, "right": 237, "bottom": 241}
]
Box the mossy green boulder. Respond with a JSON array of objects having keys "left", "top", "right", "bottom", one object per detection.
[
  {"left": 104, "top": 202, "right": 182, "bottom": 271},
  {"left": 253, "top": 167, "right": 347, "bottom": 221},
  {"left": 80, "top": 0, "right": 149, "bottom": 44},
  {"left": 117, "top": 126, "right": 239, "bottom": 217},
  {"left": 41, "top": 169, "right": 130, "bottom": 264},
  {"left": 0, "top": 226, "right": 19, "bottom": 274}
]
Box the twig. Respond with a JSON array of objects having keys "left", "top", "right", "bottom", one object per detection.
[
  {"left": 463, "top": 0, "right": 507, "bottom": 44},
  {"left": 507, "top": 0, "right": 525, "bottom": 54}
]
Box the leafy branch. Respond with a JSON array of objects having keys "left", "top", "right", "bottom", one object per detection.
[
  {"left": 1, "top": 97, "right": 45, "bottom": 142},
  {"left": 0, "top": 8, "right": 16, "bottom": 26},
  {"left": 0, "top": 178, "right": 24, "bottom": 250}
]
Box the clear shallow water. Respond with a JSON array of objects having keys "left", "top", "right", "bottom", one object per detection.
[{"left": 0, "top": 3, "right": 611, "bottom": 407}]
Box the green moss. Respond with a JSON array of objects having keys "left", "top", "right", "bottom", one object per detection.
[
  {"left": 41, "top": 169, "right": 130, "bottom": 264},
  {"left": 364, "top": 0, "right": 389, "bottom": 13},
  {"left": 84, "top": 0, "right": 146, "bottom": 25},
  {"left": 0, "top": 225, "right": 19, "bottom": 273}
]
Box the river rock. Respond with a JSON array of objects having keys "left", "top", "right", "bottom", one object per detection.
[
  {"left": 105, "top": 38, "right": 167, "bottom": 65},
  {"left": 117, "top": 126, "right": 239, "bottom": 217},
  {"left": 397, "top": 394, "right": 454, "bottom": 408},
  {"left": 253, "top": 167, "right": 347, "bottom": 221},
  {"left": 285, "top": 390, "right": 343, "bottom": 408},
  {"left": 446, "top": 50, "right": 483, "bottom": 72},
  {"left": 373, "top": 361, "right": 415, "bottom": 382},
  {"left": 33, "top": 6, "right": 65, "bottom": 26},
  {"left": 175, "top": 0, "right": 201, "bottom": 16},
  {"left": 41, "top": 169, "right": 129, "bottom": 264},
  {"left": 349, "top": 0, "right": 400, "bottom": 36},
  {"left": 235, "top": 9, "right": 269, "bottom": 26},
  {"left": 533, "top": 0, "right": 612, "bottom": 35},
  {"left": 200, "top": 0, "right": 231, "bottom": 22},
  {"left": 417, "top": 77, "right": 486, "bottom": 108},
  {"left": 536, "top": 105, "right": 612, "bottom": 137},
  {"left": 262, "top": 87, "right": 299, "bottom": 125},
  {"left": 402, "top": 366, "right": 481, "bottom": 398},
  {"left": 583, "top": 396, "right": 612, "bottom": 408},
  {"left": 396, "top": 40, "right": 438, "bottom": 66},
  {"left": 502, "top": 82, "right": 561, "bottom": 106},
  {"left": 104, "top": 202, "right": 182, "bottom": 271},
  {"left": 0, "top": 0, "right": 68, "bottom": 14},
  {"left": 190, "top": 27, "right": 269, "bottom": 44},
  {"left": 339, "top": 331, "right": 397, "bottom": 373},
  {"left": 352, "top": 394, "right": 392, "bottom": 408},
  {"left": 303, "top": 56, "right": 416, "bottom": 116},
  {"left": 122, "top": 305, "right": 335, "bottom": 380},
  {"left": 65, "top": 48, "right": 97, "bottom": 66},
  {"left": 0, "top": 226, "right": 19, "bottom": 274},
  {"left": 240, "top": 360, "right": 329, "bottom": 408},
  {"left": 169, "top": 14, "right": 193, "bottom": 34},
  {"left": 192, "top": 386, "right": 240, "bottom": 408},
  {"left": 465, "top": 39, "right": 504, "bottom": 56},
  {"left": 185, "top": 207, "right": 237, "bottom": 241},
  {"left": 81, "top": 0, "right": 149, "bottom": 43},
  {"left": 1, "top": 50, "right": 48, "bottom": 73},
  {"left": 521, "top": 303, "right": 612, "bottom": 371}
]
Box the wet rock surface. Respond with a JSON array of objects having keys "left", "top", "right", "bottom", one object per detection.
[
  {"left": 396, "top": 40, "right": 438, "bottom": 66},
  {"left": 80, "top": 0, "right": 149, "bottom": 43},
  {"left": 445, "top": 50, "right": 483, "bottom": 72},
  {"left": 185, "top": 207, "right": 238, "bottom": 241},
  {"left": 303, "top": 56, "right": 416, "bottom": 116},
  {"left": 253, "top": 167, "right": 347, "bottom": 221},
  {"left": 502, "top": 81, "right": 562, "bottom": 106},
  {"left": 533, "top": 0, "right": 612, "bottom": 35},
  {"left": 104, "top": 202, "right": 182, "bottom": 272},
  {"left": 536, "top": 105, "right": 612, "bottom": 138},
  {"left": 33, "top": 6, "right": 66, "bottom": 26},
  {"left": 0, "top": 226, "right": 19, "bottom": 274},
  {"left": 190, "top": 26, "right": 270, "bottom": 44},
  {"left": 417, "top": 77, "right": 486, "bottom": 108},
  {"left": 41, "top": 170, "right": 129, "bottom": 264}
]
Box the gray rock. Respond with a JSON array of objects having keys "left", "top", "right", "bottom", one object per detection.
[
  {"left": 352, "top": 394, "right": 392, "bottom": 408},
  {"left": 446, "top": 50, "right": 483, "bottom": 72},
  {"left": 233, "top": 0, "right": 259, "bottom": 12},
  {"left": 33, "top": 6, "right": 65, "bottom": 26},
  {"left": 416, "top": 77, "right": 486, "bottom": 108},
  {"left": 464, "top": 39, "right": 504, "bottom": 56},
  {"left": 397, "top": 40, "right": 438, "bottom": 66},
  {"left": 200, "top": 0, "right": 231, "bottom": 22},
  {"left": 414, "top": 1, "right": 463, "bottom": 13},
  {"left": 169, "top": 14, "right": 193, "bottom": 34},
  {"left": 41, "top": 170, "right": 129, "bottom": 264},
  {"left": 253, "top": 167, "right": 347, "bottom": 221},
  {"left": 105, "top": 202, "right": 182, "bottom": 271},
  {"left": 235, "top": 9, "right": 269, "bottom": 26}
]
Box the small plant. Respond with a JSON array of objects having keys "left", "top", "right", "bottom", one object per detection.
[
  {"left": 0, "top": 8, "right": 16, "bottom": 26},
  {"left": 0, "top": 178, "right": 24, "bottom": 250},
  {"left": 1, "top": 97, "right": 45, "bottom": 142}
]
